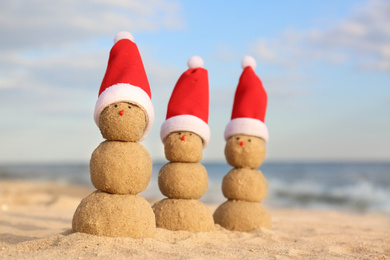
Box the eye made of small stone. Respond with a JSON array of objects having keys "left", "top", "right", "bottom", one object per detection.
[
  {"left": 236, "top": 137, "right": 240, "bottom": 140},
  {"left": 128, "top": 106, "right": 131, "bottom": 109},
  {"left": 248, "top": 139, "right": 251, "bottom": 142},
  {"left": 114, "top": 104, "right": 118, "bottom": 108},
  {"left": 178, "top": 132, "right": 181, "bottom": 135},
  {"left": 189, "top": 133, "right": 192, "bottom": 136}
]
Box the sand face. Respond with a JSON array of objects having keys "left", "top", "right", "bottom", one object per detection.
[
  {"left": 90, "top": 140, "right": 152, "bottom": 194},
  {"left": 213, "top": 200, "right": 271, "bottom": 231},
  {"left": 164, "top": 131, "right": 203, "bottom": 163},
  {"left": 222, "top": 168, "right": 268, "bottom": 202},
  {"left": 1, "top": 181, "right": 390, "bottom": 259},
  {"left": 153, "top": 199, "right": 214, "bottom": 232},
  {"left": 225, "top": 135, "right": 266, "bottom": 169},
  {"left": 98, "top": 102, "right": 146, "bottom": 142},
  {"left": 72, "top": 190, "right": 156, "bottom": 238},
  {"left": 158, "top": 162, "right": 208, "bottom": 199}
]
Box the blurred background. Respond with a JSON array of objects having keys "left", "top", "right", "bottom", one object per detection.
[{"left": 1, "top": 0, "right": 389, "bottom": 213}]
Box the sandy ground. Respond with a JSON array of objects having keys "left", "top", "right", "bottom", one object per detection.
[{"left": 0, "top": 180, "right": 389, "bottom": 259}]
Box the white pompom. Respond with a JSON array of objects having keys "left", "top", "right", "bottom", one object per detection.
[
  {"left": 241, "top": 55, "right": 256, "bottom": 70},
  {"left": 187, "top": 56, "right": 204, "bottom": 69},
  {"left": 114, "top": 31, "right": 134, "bottom": 43}
]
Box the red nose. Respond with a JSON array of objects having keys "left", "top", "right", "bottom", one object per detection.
[
  {"left": 119, "top": 110, "right": 124, "bottom": 115},
  {"left": 181, "top": 135, "right": 186, "bottom": 141},
  {"left": 240, "top": 140, "right": 244, "bottom": 146}
]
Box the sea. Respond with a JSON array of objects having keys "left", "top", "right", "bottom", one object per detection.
[{"left": 1, "top": 162, "right": 389, "bottom": 214}]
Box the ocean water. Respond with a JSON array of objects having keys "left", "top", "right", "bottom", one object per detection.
[{"left": 1, "top": 162, "right": 389, "bottom": 214}]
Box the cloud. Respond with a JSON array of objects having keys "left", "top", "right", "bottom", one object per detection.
[
  {"left": 309, "top": 0, "right": 390, "bottom": 70},
  {"left": 0, "top": 0, "right": 187, "bottom": 163},
  {"left": 250, "top": 0, "right": 390, "bottom": 71},
  {"left": 0, "top": 0, "right": 185, "bottom": 111},
  {"left": 0, "top": 0, "right": 184, "bottom": 51},
  {"left": 251, "top": 39, "right": 295, "bottom": 68}
]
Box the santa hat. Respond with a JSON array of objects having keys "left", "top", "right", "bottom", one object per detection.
[
  {"left": 93, "top": 31, "right": 154, "bottom": 141},
  {"left": 224, "top": 56, "right": 269, "bottom": 142},
  {"left": 160, "top": 56, "right": 210, "bottom": 147}
]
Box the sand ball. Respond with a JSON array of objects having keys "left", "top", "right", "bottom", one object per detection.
[
  {"left": 222, "top": 168, "right": 268, "bottom": 202},
  {"left": 153, "top": 199, "right": 214, "bottom": 232},
  {"left": 72, "top": 191, "right": 156, "bottom": 238},
  {"left": 158, "top": 162, "right": 208, "bottom": 199},
  {"left": 225, "top": 134, "right": 266, "bottom": 169},
  {"left": 98, "top": 102, "right": 146, "bottom": 142},
  {"left": 213, "top": 200, "right": 271, "bottom": 231},
  {"left": 90, "top": 140, "right": 152, "bottom": 195},
  {"left": 164, "top": 131, "right": 203, "bottom": 163}
]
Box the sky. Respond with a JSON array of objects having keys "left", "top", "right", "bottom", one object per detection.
[{"left": 0, "top": 0, "right": 389, "bottom": 163}]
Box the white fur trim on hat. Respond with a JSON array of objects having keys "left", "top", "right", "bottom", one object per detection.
[
  {"left": 94, "top": 83, "right": 154, "bottom": 141},
  {"left": 241, "top": 55, "right": 256, "bottom": 70},
  {"left": 187, "top": 56, "right": 204, "bottom": 69},
  {"left": 224, "top": 117, "right": 269, "bottom": 143},
  {"left": 160, "top": 115, "right": 210, "bottom": 147},
  {"left": 114, "top": 31, "right": 134, "bottom": 43}
]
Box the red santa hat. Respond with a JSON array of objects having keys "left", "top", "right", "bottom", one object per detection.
[
  {"left": 160, "top": 56, "right": 210, "bottom": 147},
  {"left": 93, "top": 31, "right": 154, "bottom": 141},
  {"left": 224, "top": 56, "right": 269, "bottom": 142}
]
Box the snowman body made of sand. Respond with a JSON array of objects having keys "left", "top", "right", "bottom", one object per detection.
[
  {"left": 72, "top": 32, "right": 156, "bottom": 238},
  {"left": 152, "top": 56, "right": 214, "bottom": 232},
  {"left": 213, "top": 56, "right": 271, "bottom": 231}
]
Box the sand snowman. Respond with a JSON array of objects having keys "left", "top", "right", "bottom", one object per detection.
[
  {"left": 152, "top": 56, "right": 214, "bottom": 232},
  {"left": 72, "top": 32, "right": 156, "bottom": 238},
  {"left": 213, "top": 56, "right": 271, "bottom": 231}
]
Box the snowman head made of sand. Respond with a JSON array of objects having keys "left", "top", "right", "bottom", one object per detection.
[
  {"left": 224, "top": 56, "right": 269, "bottom": 170},
  {"left": 93, "top": 31, "right": 154, "bottom": 143},
  {"left": 160, "top": 56, "right": 210, "bottom": 163}
]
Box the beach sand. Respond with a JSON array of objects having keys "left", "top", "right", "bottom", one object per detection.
[{"left": 1, "top": 180, "right": 389, "bottom": 259}]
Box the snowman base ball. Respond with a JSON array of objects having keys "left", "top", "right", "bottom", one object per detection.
[
  {"left": 213, "top": 200, "right": 271, "bottom": 231},
  {"left": 90, "top": 140, "right": 152, "bottom": 194},
  {"left": 153, "top": 199, "right": 214, "bottom": 232},
  {"left": 72, "top": 191, "right": 156, "bottom": 238}
]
